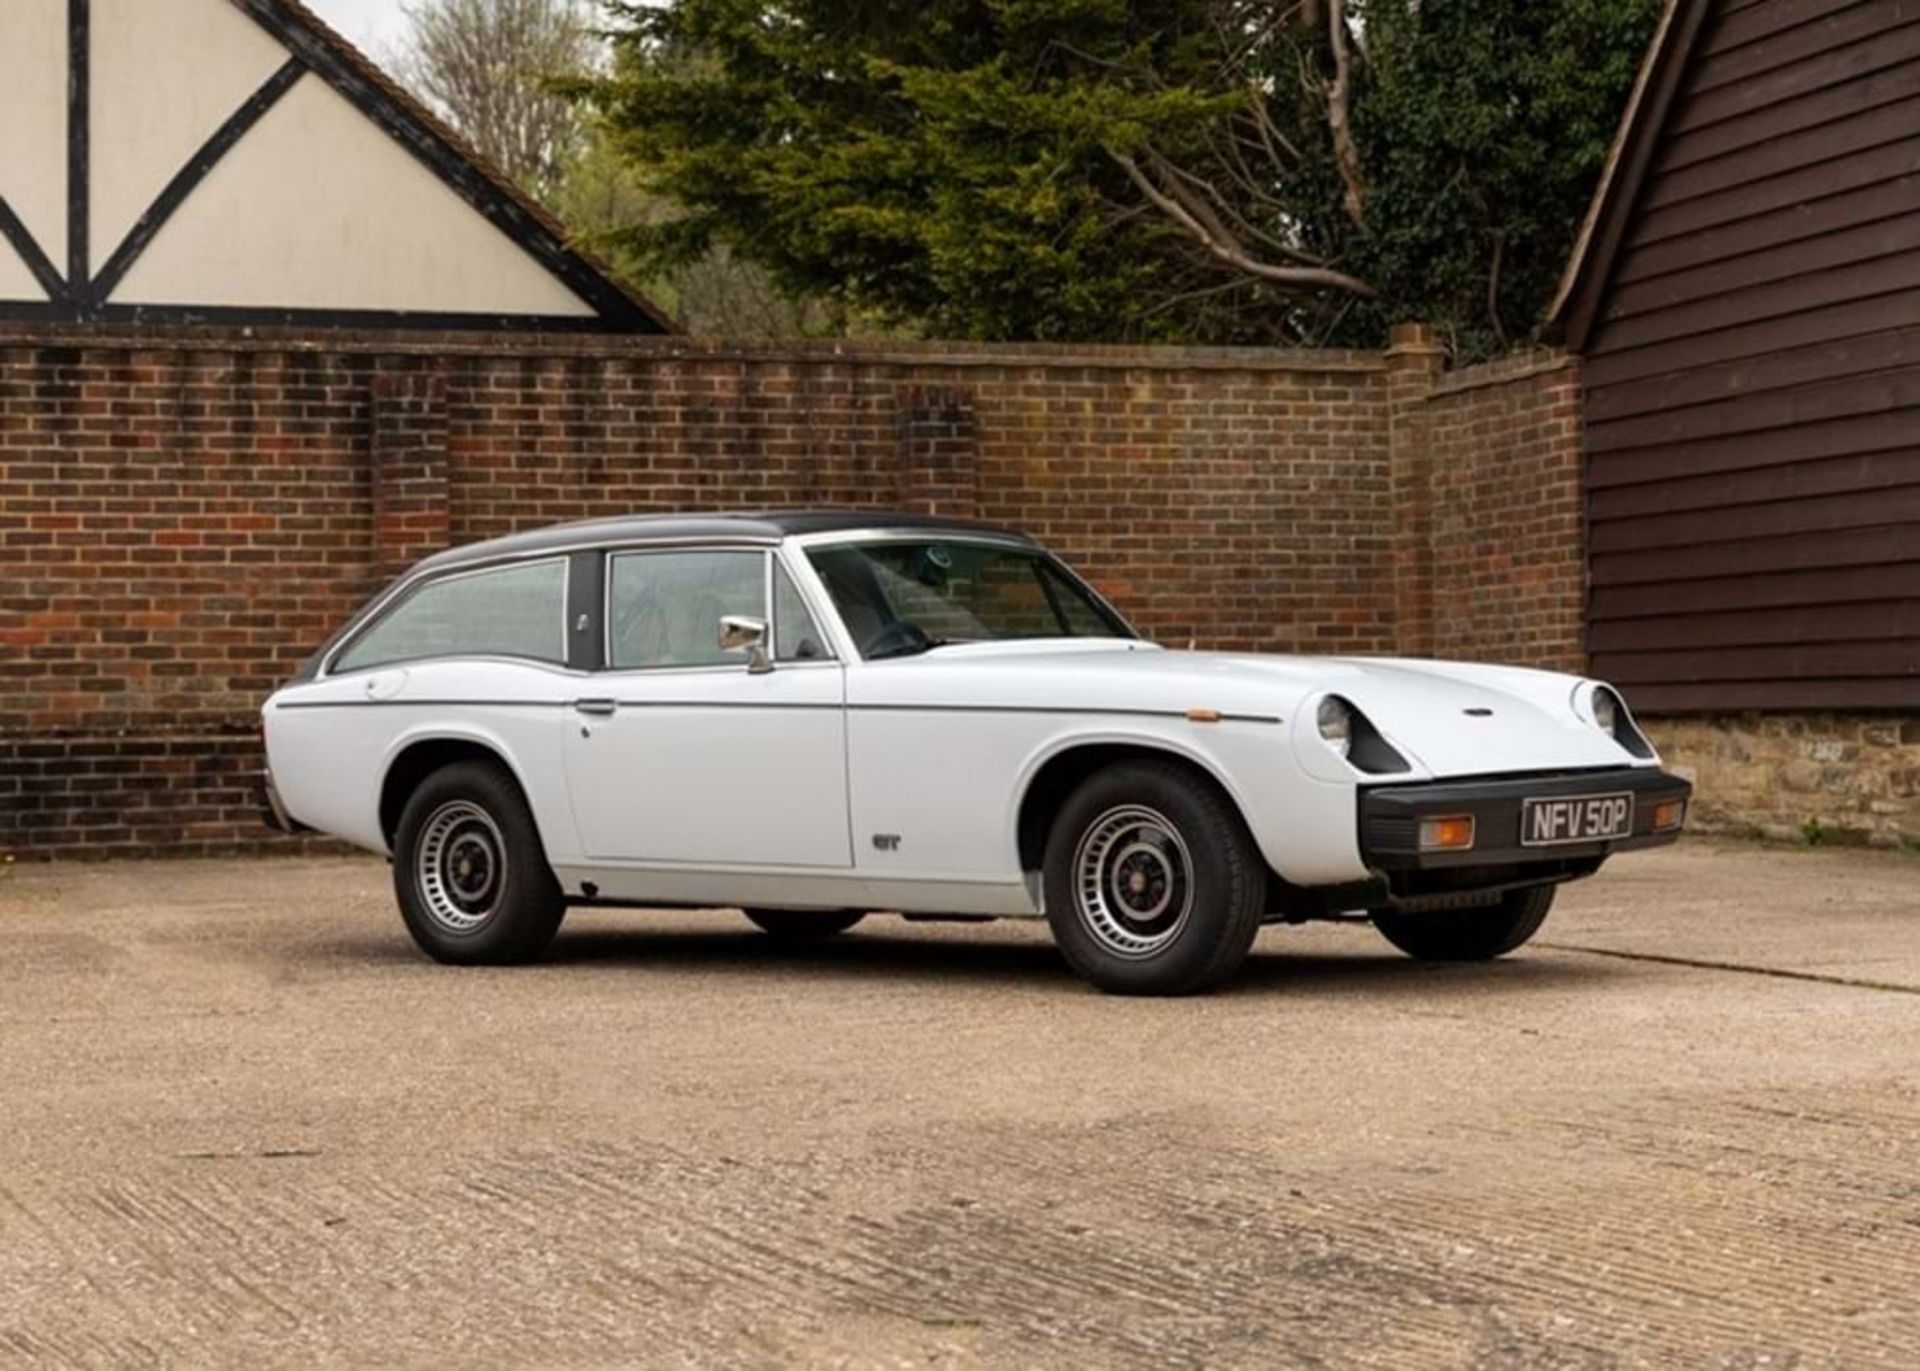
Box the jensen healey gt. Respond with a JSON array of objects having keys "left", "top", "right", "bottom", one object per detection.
[{"left": 262, "top": 512, "right": 1691, "bottom": 995}]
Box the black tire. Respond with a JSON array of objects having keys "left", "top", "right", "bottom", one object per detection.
[
  {"left": 1042, "top": 760, "right": 1266, "bottom": 996},
  {"left": 1372, "top": 885, "right": 1557, "bottom": 962},
  {"left": 743, "top": 909, "right": 866, "bottom": 939},
  {"left": 392, "top": 759, "right": 565, "bottom": 965}
]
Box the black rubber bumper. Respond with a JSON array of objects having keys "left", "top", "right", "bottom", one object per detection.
[{"left": 1360, "top": 767, "right": 1692, "bottom": 872}]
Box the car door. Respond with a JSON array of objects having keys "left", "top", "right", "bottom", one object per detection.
[{"left": 561, "top": 545, "right": 852, "bottom": 868}]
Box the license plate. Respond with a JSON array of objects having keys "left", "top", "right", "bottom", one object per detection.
[{"left": 1521, "top": 793, "right": 1634, "bottom": 847}]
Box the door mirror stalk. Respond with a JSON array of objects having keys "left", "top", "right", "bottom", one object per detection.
[{"left": 718, "top": 615, "right": 774, "bottom": 674}]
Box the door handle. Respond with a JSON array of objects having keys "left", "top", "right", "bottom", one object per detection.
[{"left": 574, "top": 698, "right": 617, "bottom": 717}]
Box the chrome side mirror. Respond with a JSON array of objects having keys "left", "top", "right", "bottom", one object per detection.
[{"left": 718, "top": 615, "right": 773, "bottom": 674}]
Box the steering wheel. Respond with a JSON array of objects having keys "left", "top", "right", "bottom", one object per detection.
[{"left": 861, "top": 620, "right": 932, "bottom": 660}]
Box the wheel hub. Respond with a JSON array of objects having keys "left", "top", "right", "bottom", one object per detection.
[
  {"left": 447, "top": 834, "right": 496, "bottom": 902},
  {"left": 1072, "top": 805, "right": 1195, "bottom": 960},
  {"left": 1112, "top": 842, "right": 1175, "bottom": 919},
  {"left": 416, "top": 800, "right": 508, "bottom": 934}
]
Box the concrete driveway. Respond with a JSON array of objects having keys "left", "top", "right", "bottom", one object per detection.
[{"left": 1, "top": 840, "right": 1917, "bottom": 1368}]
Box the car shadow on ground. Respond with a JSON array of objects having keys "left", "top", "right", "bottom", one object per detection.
[{"left": 312, "top": 918, "right": 1622, "bottom": 998}]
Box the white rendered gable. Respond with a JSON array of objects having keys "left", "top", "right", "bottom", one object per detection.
[
  {"left": 0, "top": 0, "right": 68, "bottom": 278},
  {"left": 90, "top": 0, "right": 294, "bottom": 267},
  {"left": 111, "top": 72, "right": 597, "bottom": 317},
  {"left": 0, "top": 241, "right": 49, "bottom": 302}
]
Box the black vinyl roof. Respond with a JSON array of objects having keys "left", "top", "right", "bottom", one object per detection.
[{"left": 415, "top": 510, "right": 1033, "bottom": 575}]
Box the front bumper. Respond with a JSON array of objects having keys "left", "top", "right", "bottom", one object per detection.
[{"left": 1360, "top": 766, "right": 1691, "bottom": 879}]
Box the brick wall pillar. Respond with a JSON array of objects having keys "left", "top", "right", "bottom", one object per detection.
[
  {"left": 370, "top": 365, "right": 450, "bottom": 577},
  {"left": 1531, "top": 359, "right": 1590, "bottom": 673},
  {"left": 1384, "top": 322, "right": 1446, "bottom": 657},
  {"left": 895, "top": 386, "right": 979, "bottom": 519}
]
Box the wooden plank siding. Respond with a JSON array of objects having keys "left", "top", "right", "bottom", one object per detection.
[{"left": 1582, "top": 0, "right": 1920, "bottom": 713}]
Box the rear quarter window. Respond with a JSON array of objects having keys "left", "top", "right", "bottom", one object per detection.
[{"left": 333, "top": 559, "right": 569, "bottom": 673}]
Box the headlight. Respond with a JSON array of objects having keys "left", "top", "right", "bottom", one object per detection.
[
  {"left": 1591, "top": 688, "right": 1618, "bottom": 735},
  {"left": 1317, "top": 697, "right": 1353, "bottom": 758},
  {"left": 1575, "top": 682, "right": 1655, "bottom": 759},
  {"left": 1301, "top": 694, "right": 1411, "bottom": 775}
]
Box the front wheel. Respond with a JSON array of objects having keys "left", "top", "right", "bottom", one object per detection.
[
  {"left": 393, "top": 760, "right": 565, "bottom": 965},
  {"left": 1042, "top": 761, "right": 1266, "bottom": 996},
  {"left": 1371, "top": 885, "right": 1556, "bottom": 961}
]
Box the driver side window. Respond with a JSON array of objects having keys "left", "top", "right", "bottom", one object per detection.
[{"left": 607, "top": 550, "right": 765, "bottom": 669}]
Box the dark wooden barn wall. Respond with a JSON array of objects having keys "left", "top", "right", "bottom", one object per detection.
[{"left": 1584, "top": 0, "right": 1920, "bottom": 713}]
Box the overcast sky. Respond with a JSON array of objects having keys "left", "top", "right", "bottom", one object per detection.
[{"left": 304, "top": 0, "right": 414, "bottom": 61}]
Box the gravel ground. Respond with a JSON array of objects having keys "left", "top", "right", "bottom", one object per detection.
[{"left": 1, "top": 839, "right": 1917, "bottom": 1368}]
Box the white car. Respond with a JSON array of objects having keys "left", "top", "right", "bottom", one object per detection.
[{"left": 263, "top": 512, "right": 1690, "bottom": 995}]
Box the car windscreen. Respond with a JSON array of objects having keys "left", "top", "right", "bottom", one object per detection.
[{"left": 806, "top": 540, "right": 1133, "bottom": 660}]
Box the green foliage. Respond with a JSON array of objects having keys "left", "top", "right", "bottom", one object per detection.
[
  {"left": 579, "top": 0, "right": 1218, "bottom": 341},
  {"left": 579, "top": 0, "right": 1658, "bottom": 351},
  {"left": 552, "top": 118, "right": 854, "bottom": 336},
  {"left": 1348, "top": 0, "right": 1661, "bottom": 355}
]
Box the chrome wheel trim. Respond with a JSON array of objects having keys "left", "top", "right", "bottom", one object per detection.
[
  {"left": 1072, "top": 805, "right": 1195, "bottom": 960},
  {"left": 416, "top": 800, "right": 507, "bottom": 935}
]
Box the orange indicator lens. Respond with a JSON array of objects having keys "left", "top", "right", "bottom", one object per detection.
[
  {"left": 1652, "top": 799, "right": 1686, "bottom": 832},
  {"left": 1418, "top": 815, "right": 1476, "bottom": 851}
]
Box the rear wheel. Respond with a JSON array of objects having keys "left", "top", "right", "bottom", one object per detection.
[
  {"left": 744, "top": 909, "right": 866, "bottom": 939},
  {"left": 1042, "top": 760, "right": 1265, "bottom": 996},
  {"left": 393, "top": 760, "right": 565, "bottom": 965},
  {"left": 1372, "top": 885, "right": 1556, "bottom": 961}
]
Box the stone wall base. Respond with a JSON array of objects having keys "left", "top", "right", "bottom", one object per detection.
[{"left": 1645, "top": 713, "right": 1920, "bottom": 850}]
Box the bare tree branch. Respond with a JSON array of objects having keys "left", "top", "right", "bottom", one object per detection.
[
  {"left": 1214, "top": 1, "right": 1310, "bottom": 78},
  {"left": 1148, "top": 148, "right": 1328, "bottom": 265},
  {"left": 1246, "top": 96, "right": 1303, "bottom": 170},
  {"left": 1325, "top": 0, "right": 1366, "bottom": 231},
  {"left": 1133, "top": 276, "right": 1253, "bottom": 321},
  {"left": 1310, "top": 293, "right": 1358, "bottom": 347},
  {"left": 1108, "top": 147, "right": 1375, "bottom": 297},
  {"left": 395, "top": 0, "right": 598, "bottom": 202},
  {"left": 1486, "top": 231, "right": 1509, "bottom": 349},
  {"left": 1214, "top": 133, "right": 1288, "bottom": 221}
]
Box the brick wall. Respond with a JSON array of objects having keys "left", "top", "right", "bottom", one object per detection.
[
  {"left": 1410, "top": 346, "right": 1588, "bottom": 673},
  {"left": 1, "top": 324, "right": 1584, "bottom": 860}
]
